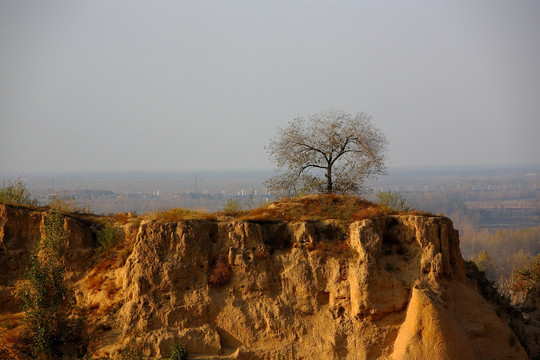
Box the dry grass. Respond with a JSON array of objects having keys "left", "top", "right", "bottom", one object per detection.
[
  {"left": 87, "top": 273, "right": 106, "bottom": 292},
  {"left": 146, "top": 208, "right": 216, "bottom": 222},
  {"left": 0, "top": 313, "right": 26, "bottom": 357},
  {"left": 209, "top": 256, "right": 231, "bottom": 287},
  {"left": 350, "top": 206, "right": 397, "bottom": 222},
  {"left": 94, "top": 258, "right": 116, "bottom": 274},
  {"left": 239, "top": 207, "right": 292, "bottom": 222},
  {"left": 334, "top": 239, "right": 350, "bottom": 253},
  {"left": 240, "top": 194, "right": 375, "bottom": 222},
  {"left": 111, "top": 212, "right": 131, "bottom": 224},
  {"left": 108, "top": 195, "right": 433, "bottom": 225},
  {"left": 405, "top": 210, "right": 437, "bottom": 217},
  {"left": 0, "top": 315, "right": 19, "bottom": 331},
  {"left": 104, "top": 282, "right": 118, "bottom": 299},
  {"left": 254, "top": 250, "right": 269, "bottom": 259},
  {"left": 315, "top": 241, "right": 327, "bottom": 251}
]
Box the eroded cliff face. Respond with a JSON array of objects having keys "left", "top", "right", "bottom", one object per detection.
[{"left": 0, "top": 204, "right": 530, "bottom": 359}]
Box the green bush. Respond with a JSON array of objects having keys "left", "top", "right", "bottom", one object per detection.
[
  {"left": 473, "top": 250, "right": 496, "bottom": 280},
  {"left": 223, "top": 198, "right": 243, "bottom": 216},
  {"left": 0, "top": 177, "right": 38, "bottom": 205},
  {"left": 170, "top": 342, "right": 188, "bottom": 360},
  {"left": 19, "top": 209, "right": 88, "bottom": 358},
  {"left": 376, "top": 190, "right": 410, "bottom": 211},
  {"left": 118, "top": 338, "right": 144, "bottom": 360},
  {"left": 96, "top": 225, "right": 125, "bottom": 255}
]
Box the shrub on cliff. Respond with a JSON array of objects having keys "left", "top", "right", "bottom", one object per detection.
[
  {"left": 19, "top": 209, "right": 88, "bottom": 358},
  {"left": 376, "top": 190, "right": 410, "bottom": 211},
  {"left": 96, "top": 224, "right": 125, "bottom": 255},
  {"left": 46, "top": 195, "right": 80, "bottom": 213},
  {"left": 0, "top": 177, "right": 38, "bottom": 206},
  {"left": 170, "top": 342, "right": 188, "bottom": 360},
  {"left": 223, "top": 198, "right": 243, "bottom": 216}
]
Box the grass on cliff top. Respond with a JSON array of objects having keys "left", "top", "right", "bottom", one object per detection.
[
  {"left": 238, "top": 194, "right": 397, "bottom": 222},
  {"left": 138, "top": 194, "right": 433, "bottom": 223},
  {"left": 245, "top": 194, "right": 435, "bottom": 222},
  {"left": 145, "top": 208, "right": 217, "bottom": 222},
  {"left": 2, "top": 194, "right": 432, "bottom": 225}
]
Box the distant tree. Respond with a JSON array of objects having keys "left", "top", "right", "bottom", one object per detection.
[
  {"left": 0, "top": 177, "right": 38, "bottom": 205},
  {"left": 376, "top": 190, "right": 410, "bottom": 211},
  {"left": 473, "top": 250, "right": 496, "bottom": 280},
  {"left": 265, "top": 109, "right": 388, "bottom": 195}
]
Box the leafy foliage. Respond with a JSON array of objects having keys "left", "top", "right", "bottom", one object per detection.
[
  {"left": 170, "top": 342, "right": 188, "bottom": 360},
  {"left": 472, "top": 250, "right": 496, "bottom": 280},
  {"left": 19, "top": 255, "right": 67, "bottom": 357},
  {"left": 96, "top": 225, "right": 125, "bottom": 255},
  {"left": 510, "top": 258, "right": 540, "bottom": 300},
  {"left": 376, "top": 190, "right": 410, "bottom": 211},
  {"left": 19, "top": 209, "right": 88, "bottom": 358},
  {"left": 41, "top": 210, "right": 68, "bottom": 260},
  {"left": 0, "top": 177, "right": 38, "bottom": 205},
  {"left": 265, "top": 109, "right": 388, "bottom": 195}
]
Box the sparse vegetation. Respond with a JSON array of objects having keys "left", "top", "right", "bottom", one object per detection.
[
  {"left": 146, "top": 208, "right": 216, "bottom": 222},
  {"left": 47, "top": 194, "right": 80, "bottom": 212},
  {"left": 0, "top": 177, "right": 38, "bottom": 205},
  {"left": 350, "top": 206, "right": 397, "bottom": 222},
  {"left": 223, "top": 198, "right": 243, "bottom": 216},
  {"left": 170, "top": 342, "right": 188, "bottom": 360},
  {"left": 376, "top": 190, "right": 410, "bottom": 211},
  {"left": 96, "top": 225, "right": 125, "bottom": 255},
  {"left": 240, "top": 194, "right": 377, "bottom": 222},
  {"left": 209, "top": 256, "right": 231, "bottom": 286},
  {"left": 117, "top": 338, "right": 144, "bottom": 360}
]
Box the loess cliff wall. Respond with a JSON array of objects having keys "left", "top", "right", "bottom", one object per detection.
[{"left": 0, "top": 203, "right": 531, "bottom": 359}]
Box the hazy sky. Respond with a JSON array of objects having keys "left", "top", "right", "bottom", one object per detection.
[{"left": 1, "top": 0, "right": 539, "bottom": 173}]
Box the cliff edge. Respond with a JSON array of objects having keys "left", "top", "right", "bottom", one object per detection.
[{"left": 0, "top": 203, "right": 530, "bottom": 359}]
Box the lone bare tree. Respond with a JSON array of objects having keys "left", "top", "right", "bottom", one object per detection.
[{"left": 265, "top": 109, "right": 388, "bottom": 195}]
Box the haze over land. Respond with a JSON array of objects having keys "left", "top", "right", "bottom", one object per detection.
[{"left": 1, "top": 1, "right": 540, "bottom": 174}]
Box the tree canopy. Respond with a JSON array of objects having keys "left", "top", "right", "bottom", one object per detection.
[{"left": 265, "top": 109, "right": 388, "bottom": 195}]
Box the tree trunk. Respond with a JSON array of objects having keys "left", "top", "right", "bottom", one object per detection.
[{"left": 326, "top": 166, "right": 332, "bottom": 193}]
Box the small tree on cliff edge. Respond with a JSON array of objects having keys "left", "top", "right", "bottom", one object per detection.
[{"left": 265, "top": 109, "right": 388, "bottom": 196}]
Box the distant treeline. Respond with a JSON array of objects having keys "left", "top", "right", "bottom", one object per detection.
[{"left": 407, "top": 190, "right": 540, "bottom": 283}]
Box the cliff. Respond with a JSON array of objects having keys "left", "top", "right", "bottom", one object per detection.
[{"left": 0, "top": 203, "right": 532, "bottom": 359}]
